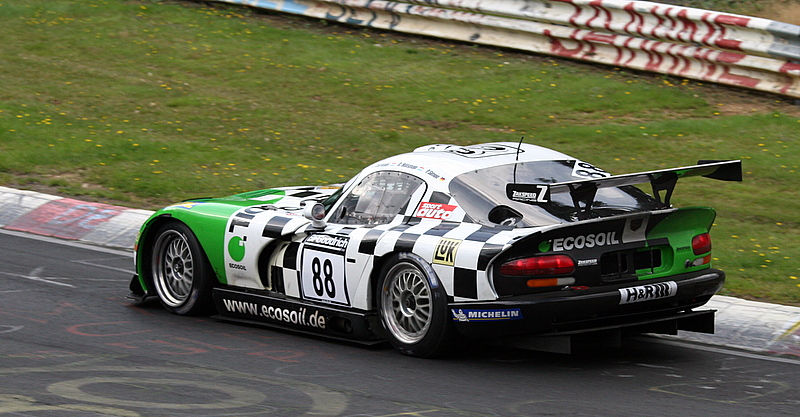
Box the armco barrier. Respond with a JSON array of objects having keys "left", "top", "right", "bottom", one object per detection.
[{"left": 213, "top": 0, "right": 800, "bottom": 98}]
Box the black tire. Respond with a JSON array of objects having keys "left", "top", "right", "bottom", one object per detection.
[
  {"left": 377, "top": 253, "right": 455, "bottom": 358},
  {"left": 150, "top": 221, "right": 216, "bottom": 316}
]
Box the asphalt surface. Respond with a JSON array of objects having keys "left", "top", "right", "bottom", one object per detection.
[
  {"left": 2, "top": 184, "right": 799, "bottom": 359},
  {"left": 2, "top": 229, "right": 800, "bottom": 416}
]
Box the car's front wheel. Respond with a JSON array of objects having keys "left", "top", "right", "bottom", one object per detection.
[
  {"left": 378, "top": 253, "right": 455, "bottom": 357},
  {"left": 151, "top": 221, "right": 215, "bottom": 315}
]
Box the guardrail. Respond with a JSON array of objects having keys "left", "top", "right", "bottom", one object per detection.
[{"left": 214, "top": 0, "right": 800, "bottom": 98}]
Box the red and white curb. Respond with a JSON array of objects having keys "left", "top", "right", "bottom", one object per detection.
[{"left": 0, "top": 186, "right": 152, "bottom": 250}]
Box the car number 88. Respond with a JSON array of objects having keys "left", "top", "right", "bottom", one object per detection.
[
  {"left": 311, "top": 257, "right": 335, "bottom": 298},
  {"left": 301, "top": 249, "right": 350, "bottom": 305}
]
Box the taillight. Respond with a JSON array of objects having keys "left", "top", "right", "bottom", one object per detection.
[
  {"left": 692, "top": 233, "right": 712, "bottom": 255},
  {"left": 686, "top": 233, "right": 712, "bottom": 268},
  {"left": 500, "top": 255, "right": 575, "bottom": 276}
]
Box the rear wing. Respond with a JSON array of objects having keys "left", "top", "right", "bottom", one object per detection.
[{"left": 506, "top": 160, "right": 742, "bottom": 212}]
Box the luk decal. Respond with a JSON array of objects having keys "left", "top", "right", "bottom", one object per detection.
[
  {"left": 415, "top": 202, "right": 457, "bottom": 220},
  {"left": 451, "top": 308, "right": 523, "bottom": 322},
  {"left": 433, "top": 238, "right": 461, "bottom": 266},
  {"left": 618, "top": 281, "right": 677, "bottom": 305},
  {"left": 221, "top": 298, "right": 326, "bottom": 329},
  {"left": 546, "top": 231, "right": 620, "bottom": 252}
]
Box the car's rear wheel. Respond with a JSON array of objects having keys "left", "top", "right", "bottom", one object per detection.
[
  {"left": 151, "top": 221, "right": 215, "bottom": 315},
  {"left": 378, "top": 253, "right": 454, "bottom": 357}
]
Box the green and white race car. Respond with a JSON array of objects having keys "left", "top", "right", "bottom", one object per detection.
[{"left": 129, "top": 142, "right": 741, "bottom": 357}]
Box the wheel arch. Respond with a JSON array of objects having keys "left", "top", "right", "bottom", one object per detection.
[
  {"left": 136, "top": 214, "right": 221, "bottom": 294},
  {"left": 135, "top": 214, "right": 175, "bottom": 294},
  {"left": 368, "top": 251, "right": 444, "bottom": 310}
]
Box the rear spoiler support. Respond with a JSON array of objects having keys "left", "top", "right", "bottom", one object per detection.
[
  {"left": 650, "top": 172, "right": 679, "bottom": 207},
  {"left": 507, "top": 160, "right": 742, "bottom": 213}
]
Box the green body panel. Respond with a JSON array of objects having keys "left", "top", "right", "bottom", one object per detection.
[
  {"left": 639, "top": 206, "right": 717, "bottom": 280},
  {"left": 135, "top": 190, "right": 286, "bottom": 292}
]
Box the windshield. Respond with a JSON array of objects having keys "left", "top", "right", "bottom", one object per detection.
[{"left": 449, "top": 161, "right": 659, "bottom": 227}]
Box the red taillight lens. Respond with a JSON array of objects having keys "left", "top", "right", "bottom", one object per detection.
[
  {"left": 500, "top": 255, "right": 575, "bottom": 276},
  {"left": 692, "top": 233, "right": 712, "bottom": 255}
]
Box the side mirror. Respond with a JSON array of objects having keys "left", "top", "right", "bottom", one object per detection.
[{"left": 303, "top": 202, "right": 327, "bottom": 229}]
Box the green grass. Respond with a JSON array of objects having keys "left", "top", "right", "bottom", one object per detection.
[{"left": 1, "top": 0, "right": 798, "bottom": 304}]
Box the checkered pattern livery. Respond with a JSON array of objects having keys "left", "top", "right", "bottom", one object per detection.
[{"left": 267, "top": 218, "right": 519, "bottom": 303}]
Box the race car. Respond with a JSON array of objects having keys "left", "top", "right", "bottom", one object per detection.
[{"left": 129, "top": 142, "right": 742, "bottom": 357}]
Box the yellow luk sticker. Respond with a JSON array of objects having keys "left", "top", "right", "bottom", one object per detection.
[{"left": 433, "top": 238, "right": 461, "bottom": 266}]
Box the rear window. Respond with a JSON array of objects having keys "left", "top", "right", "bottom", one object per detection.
[{"left": 449, "top": 161, "right": 659, "bottom": 227}]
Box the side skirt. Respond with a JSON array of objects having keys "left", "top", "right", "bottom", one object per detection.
[{"left": 212, "top": 287, "right": 384, "bottom": 344}]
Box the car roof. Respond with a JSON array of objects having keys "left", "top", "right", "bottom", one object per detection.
[{"left": 362, "top": 142, "right": 574, "bottom": 190}]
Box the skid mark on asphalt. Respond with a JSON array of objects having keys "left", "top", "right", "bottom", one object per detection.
[
  {"left": 650, "top": 380, "right": 796, "bottom": 404},
  {"left": 48, "top": 377, "right": 267, "bottom": 410},
  {"left": 0, "top": 394, "right": 140, "bottom": 417},
  {"left": 0, "top": 362, "right": 347, "bottom": 416}
]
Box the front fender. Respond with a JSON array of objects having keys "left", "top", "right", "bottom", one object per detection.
[{"left": 134, "top": 200, "right": 243, "bottom": 293}]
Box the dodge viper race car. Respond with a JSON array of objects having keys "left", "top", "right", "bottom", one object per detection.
[{"left": 129, "top": 142, "right": 742, "bottom": 357}]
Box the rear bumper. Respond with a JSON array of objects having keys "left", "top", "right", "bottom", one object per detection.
[{"left": 450, "top": 268, "right": 724, "bottom": 339}]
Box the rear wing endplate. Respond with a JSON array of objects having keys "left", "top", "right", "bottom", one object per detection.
[{"left": 506, "top": 160, "right": 742, "bottom": 212}]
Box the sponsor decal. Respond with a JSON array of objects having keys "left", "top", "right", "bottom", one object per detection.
[
  {"left": 451, "top": 308, "right": 523, "bottom": 322},
  {"left": 305, "top": 234, "right": 349, "bottom": 253},
  {"left": 544, "top": 231, "right": 620, "bottom": 252},
  {"left": 618, "top": 281, "right": 678, "bottom": 305},
  {"left": 506, "top": 184, "right": 550, "bottom": 204},
  {"left": 221, "top": 298, "right": 326, "bottom": 329},
  {"left": 415, "top": 202, "right": 457, "bottom": 220},
  {"left": 577, "top": 258, "right": 598, "bottom": 267},
  {"left": 538, "top": 240, "right": 552, "bottom": 252},
  {"left": 433, "top": 238, "right": 461, "bottom": 266},
  {"left": 227, "top": 236, "right": 247, "bottom": 262}
]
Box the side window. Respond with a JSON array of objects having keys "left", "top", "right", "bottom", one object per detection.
[{"left": 331, "top": 171, "right": 426, "bottom": 225}]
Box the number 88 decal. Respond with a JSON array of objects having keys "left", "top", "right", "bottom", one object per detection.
[
  {"left": 311, "top": 257, "right": 335, "bottom": 298},
  {"left": 301, "top": 248, "right": 350, "bottom": 306}
]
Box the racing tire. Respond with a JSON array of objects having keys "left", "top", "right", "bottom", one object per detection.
[
  {"left": 151, "top": 221, "right": 216, "bottom": 316},
  {"left": 378, "top": 253, "right": 455, "bottom": 358}
]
